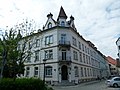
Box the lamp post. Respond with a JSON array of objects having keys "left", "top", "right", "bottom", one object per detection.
[{"left": 43, "top": 59, "right": 46, "bottom": 86}]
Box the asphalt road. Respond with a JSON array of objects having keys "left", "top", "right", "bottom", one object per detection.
[{"left": 52, "top": 80, "right": 120, "bottom": 90}]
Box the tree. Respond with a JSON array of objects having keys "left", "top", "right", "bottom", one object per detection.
[{"left": 0, "top": 19, "right": 35, "bottom": 80}]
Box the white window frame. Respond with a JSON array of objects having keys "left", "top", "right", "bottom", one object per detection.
[
  {"left": 45, "top": 35, "right": 53, "bottom": 45},
  {"left": 35, "top": 51, "right": 39, "bottom": 62},
  {"left": 45, "top": 50, "right": 53, "bottom": 60},
  {"left": 45, "top": 66, "right": 52, "bottom": 77},
  {"left": 34, "top": 67, "right": 39, "bottom": 77}
]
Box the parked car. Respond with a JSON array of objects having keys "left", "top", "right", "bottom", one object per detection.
[
  {"left": 107, "top": 75, "right": 116, "bottom": 79},
  {"left": 106, "top": 77, "right": 120, "bottom": 87}
]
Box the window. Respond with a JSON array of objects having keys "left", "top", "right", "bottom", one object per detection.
[
  {"left": 36, "top": 39, "right": 40, "bottom": 47},
  {"left": 61, "top": 21, "right": 65, "bottom": 26},
  {"left": 82, "top": 44, "right": 84, "bottom": 51},
  {"left": 61, "top": 34, "right": 66, "bottom": 44},
  {"left": 26, "top": 67, "right": 30, "bottom": 77},
  {"left": 22, "top": 42, "right": 27, "bottom": 50},
  {"left": 90, "top": 69, "right": 92, "bottom": 76},
  {"left": 74, "top": 66, "right": 79, "bottom": 77},
  {"left": 27, "top": 54, "right": 31, "bottom": 63},
  {"left": 49, "top": 50, "right": 53, "bottom": 59},
  {"left": 85, "top": 46, "right": 87, "bottom": 53},
  {"left": 72, "top": 37, "right": 77, "bottom": 46},
  {"left": 119, "top": 46, "right": 120, "bottom": 50},
  {"left": 35, "top": 51, "right": 39, "bottom": 62},
  {"left": 34, "top": 67, "right": 38, "bottom": 77},
  {"left": 86, "top": 55, "right": 88, "bottom": 64},
  {"left": 48, "top": 22, "right": 52, "bottom": 29},
  {"left": 28, "top": 41, "right": 32, "bottom": 49},
  {"left": 79, "top": 52, "right": 82, "bottom": 62},
  {"left": 73, "top": 51, "right": 78, "bottom": 60},
  {"left": 88, "top": 56, "right": 91, "bottom": 64},
  {"left": 88, "top": 48, "right": 89, "bottom": 54},
  {"left": 45, "top": 50, "right": 53, "bottom": 60},
  {"left": 18, "top": 44, "right": 21, "bottom": 50},
  {"left": 45, "top": 35, "right": 53, "bottom": 45},
  {"left": 87, "top": 68, "right": 89, "bottom": 76},
  {"left": 83, "top": 53, "right": 85, "bottom": 63},
  {"left": 45, "top": 66, "right": 52, "bottom": 77},
  {"left": 81, "top": 67, "right": 84, "bottom": 77},
  {"left": 114, "top": 78, "right": 120, "bottom": 81},
  {"left": 79, "top": 42, "right": 81, "bottom": 50},
  {"left": 84, "top": 68, "right": 87, "bottom": 77}
]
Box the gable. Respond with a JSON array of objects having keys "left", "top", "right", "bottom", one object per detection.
[{"left": 44, "top": 18, "right": 56, "bottom": 30}]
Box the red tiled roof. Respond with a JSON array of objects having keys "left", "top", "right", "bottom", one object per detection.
[{"left": 106, "top": 56, "right": 116, "bottom": 65}]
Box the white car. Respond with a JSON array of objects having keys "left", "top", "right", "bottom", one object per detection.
[{"left": 106, "top": 77, "right": 120, "bottom": 87}]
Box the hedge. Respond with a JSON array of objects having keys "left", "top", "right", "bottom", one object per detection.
[{"left": 0, "top": 78, "right": 53, "bottom": 90}]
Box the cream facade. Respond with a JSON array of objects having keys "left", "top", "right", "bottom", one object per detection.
[{"left": 20, "top": 7, "right": 110, "bottom": 85}]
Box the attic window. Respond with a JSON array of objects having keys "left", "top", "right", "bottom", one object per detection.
[
  {"left": 48, "top": 22, "right": 52, "bottom": 29},
  {"left": 119, "top": 46, "right": 120, "bottom": 50},
  {"left": 61, "top": 21, "right": 65, "bottom": 26}
]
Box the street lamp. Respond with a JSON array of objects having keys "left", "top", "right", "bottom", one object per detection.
[{"left": 43, "top": 59, "right": 46, "bottom": 86}]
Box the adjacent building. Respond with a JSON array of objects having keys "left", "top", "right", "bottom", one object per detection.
[
  {"left": 106, "top": 56, "right": 118, "bottom": 75},
  {"left": 19, "top": 7, "right": 110, "bottom": 85},
  {"left": 116, "top": 37, "right": 120, "bottom": 60}
]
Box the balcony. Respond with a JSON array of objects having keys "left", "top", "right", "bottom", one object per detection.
[
  {"left": 58, "top": 56, "right": 71, "bottom": 62},
  {"left": 58, "top": 40, "right": 71, "bottom": 49}
]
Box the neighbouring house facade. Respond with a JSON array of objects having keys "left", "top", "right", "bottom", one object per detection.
[
  {"left": 116, "top": 37, "right": 120, "bottom": 60},
  {"left": 106, "top": 56, "right": 119, "bottom": 76},
  {"left": 19, "top": 7, "right": 110, "bottom": 85}
]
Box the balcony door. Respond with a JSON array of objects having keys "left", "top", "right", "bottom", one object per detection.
[
  {"left": 62, "top": 50, "right": 66, "bottom": 60},
  {"left": 61, "top": 34, "right": 66, "bottom": 44}
]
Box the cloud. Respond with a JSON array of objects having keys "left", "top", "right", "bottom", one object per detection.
[{"left": 0, "top": 0, "right": 119, "bottom": 59}]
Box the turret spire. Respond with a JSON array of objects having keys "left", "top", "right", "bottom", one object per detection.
[{"left": 57, "top": 6, "right": 67, "bottom": 20}]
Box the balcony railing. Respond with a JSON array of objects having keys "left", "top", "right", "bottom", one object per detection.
[
  {"left": 58, "top": 56, "right": 71, "bottom": 61},
  {"left": 59, "top": 40, "right": 70, "bottom": 46}
]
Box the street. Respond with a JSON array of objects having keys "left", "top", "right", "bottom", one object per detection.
[{"left": 52, "top": 80, "right": 120, "bottom": 90}]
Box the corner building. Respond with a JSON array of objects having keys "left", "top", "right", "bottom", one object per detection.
[{"left": 21, "top": 7, "right": 110, "bottom": 85}]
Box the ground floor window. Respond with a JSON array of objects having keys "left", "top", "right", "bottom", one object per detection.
[
  {"left": 34, "top": 67, "right": 38, "bottom": 77},
  {"left": 26, "top": 67, "right": 30, "bottom": 77},
  {"left": 81, "top": 67, "right": 84, "bottom": 77},
  {"left": 74, "top": 66, "right": 79, "bottom": 77},
  {"left": 45, "top": 66, "right": 52, "bottom": 77}
]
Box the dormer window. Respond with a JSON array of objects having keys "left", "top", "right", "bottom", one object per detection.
[
  {"left": 48, "top": 22, "right": 52, "bottom": 29},
  {"left": 61, "top": 21, "right": 65, "bottom": 26}
]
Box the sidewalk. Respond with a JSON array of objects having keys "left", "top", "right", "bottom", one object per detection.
[
  {"left": 79, "top": 80, "right": 103, "bottom": 86},
  {"left": 52, "top": 80, "right": 104, "bottom": 87}
]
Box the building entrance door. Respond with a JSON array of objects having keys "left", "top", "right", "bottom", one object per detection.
[{"left": 61, "top": 65, "right": 68, "bottom": 80}]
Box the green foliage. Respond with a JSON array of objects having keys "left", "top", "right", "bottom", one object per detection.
[
  {"left": 0, "top": 78, "right": 53, "bottom": 90},
  {"left": 0, "top": 29, "right": 24, "bottom": 78}
]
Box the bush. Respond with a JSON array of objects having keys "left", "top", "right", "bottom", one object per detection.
[{"left": 0, "top": 78, "right": 53, "bottom": 90}]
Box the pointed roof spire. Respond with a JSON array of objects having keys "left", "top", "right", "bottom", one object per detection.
[
  {"left": 17, "top": 30, "right": 22, "bottom": 39},
  {"left": 58, "top": 6, "right": 67, "bottom": 19}
]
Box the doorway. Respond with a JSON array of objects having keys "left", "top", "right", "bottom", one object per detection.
[{"left": 61, "top": 65, "right": 68, "bottom": 80}]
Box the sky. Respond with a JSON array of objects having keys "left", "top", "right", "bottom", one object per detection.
[{"left": 0, "top": 0, "right": 120, "bottom": 59}]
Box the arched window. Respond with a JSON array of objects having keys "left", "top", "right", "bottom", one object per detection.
[
  {"left": 61, "top": 21, "right": 65, "bottom": 26},
  {"left": 48, "top": 22, "right": 52, "bottom": 29}
]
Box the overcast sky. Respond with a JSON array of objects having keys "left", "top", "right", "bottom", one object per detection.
[{"left": 0, "top": 0, "right": 120, "bottom": 59}]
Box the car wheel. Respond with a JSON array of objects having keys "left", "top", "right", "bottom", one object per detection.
[{"left": 113, "top": 83, "right": 118, "bottom": 88}]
